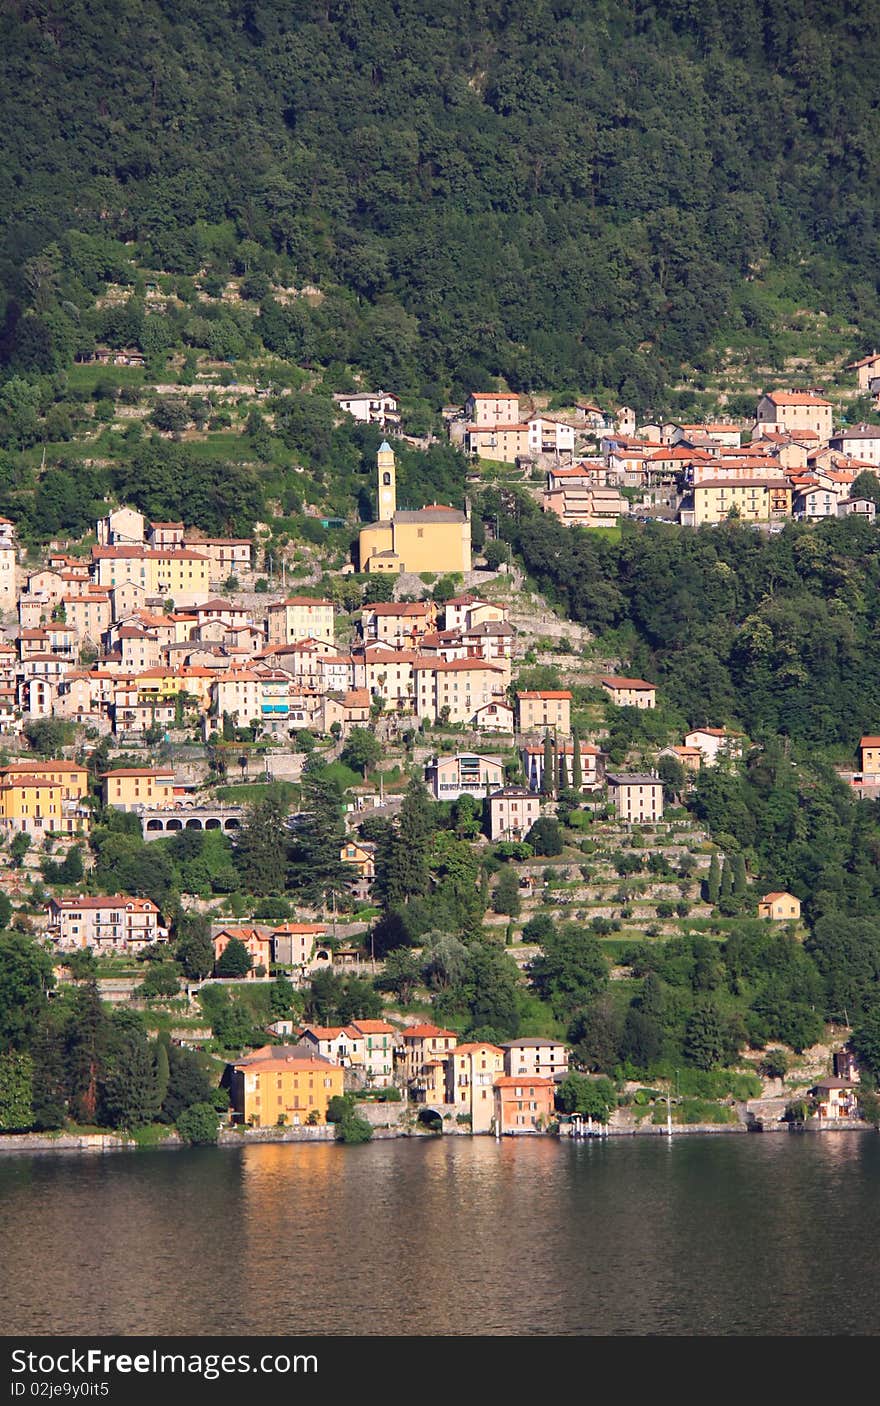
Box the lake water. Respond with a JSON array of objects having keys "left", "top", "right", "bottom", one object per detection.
[{"left": 3, "top": 1132, "right": 879, "bottom": 1336}]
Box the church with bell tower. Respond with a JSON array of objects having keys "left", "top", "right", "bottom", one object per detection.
[{"left": 358, "top": 442, "right": 471, "bottom": 575}]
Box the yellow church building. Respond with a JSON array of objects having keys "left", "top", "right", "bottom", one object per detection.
[{"left": 358, "top": 443, "right": 472, "bottom": 574}]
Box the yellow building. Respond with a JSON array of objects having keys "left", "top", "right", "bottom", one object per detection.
[
  {"left": 601, "top": 676, "right": 657, "bottom": 709},
  {"left": 228, "top": 1045, "right": 344, "bottom": 1127},
  {"left": 358, "top": 443, "right": 471, "bottom": 575},
  {"left": 757, "top": 891, "right": 801, "bottom": 922},
  {"left": 135, "top": 665, "right": 216, "bottom": 711},
  {"left": 691, "top": 478, "right": 793, "bottom": 525},
  {"left": 0, "top": 767, "right": 91, "bottom": 841},
  {"left": 0, "top": 760, "right": 88, "bottom": 799},
  {"left": 101, "top": 767, "right": 175, "bottom": 812},
  {"left": 464, "top": 423, "right": 531, "bottom": 463},
  {"left": 445, "top": 1042, "right": 505, "bottom": 1133},
  {"left": 267, "top": 597, "right": 335, "bottom": 646},
  {"left": 860, "top": 737, "right": 880, "bottom": 775},
  {"left": 516, "top": 690, "right": 573, "bottom": 735},
  {"left": 92, "top": 546, "right": 212, "bottom": 602}
]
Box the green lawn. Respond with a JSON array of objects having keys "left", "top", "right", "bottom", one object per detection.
[
  {"left": 214, "top": 780, "right": 297, "bottom": 805},
  {"left": 67, "top": 363, "right": 148, "bottom": 392}
]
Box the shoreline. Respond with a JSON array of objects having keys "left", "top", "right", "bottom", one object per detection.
[{"left": 0, "top": 1116, "right": 872, "bottom": 1156}]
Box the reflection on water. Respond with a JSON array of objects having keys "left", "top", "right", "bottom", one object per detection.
[{"left": 2, "top": 1134, "right": 880, "bottom": 1335}]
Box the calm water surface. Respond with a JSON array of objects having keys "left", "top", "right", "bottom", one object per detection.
[{"left": 2, "top": 1133, "right": 879, "bottom": 1336}]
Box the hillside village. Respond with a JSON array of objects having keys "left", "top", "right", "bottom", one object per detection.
[{"left": 2, "top": 347, "right": 880, "bottom": 1144}]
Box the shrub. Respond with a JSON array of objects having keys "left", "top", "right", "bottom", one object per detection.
[
  {"left": 176, "top": 1103, "right": 220, "bottom": 1145},
  {"left": 335, "top": 1114, "right": 373, "bottom": 1144}
]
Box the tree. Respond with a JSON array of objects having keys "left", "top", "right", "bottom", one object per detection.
[
  {"left": 705, "top": 852, "right": 721, "bottom": 905},
  {"left": 10, "top": 833, "right": 31, "bottom": 868},
  {"left": 176, "top": 1102, "right": 220, "bottom": 1145},
  {"left": 30, "top": 1016, "right": 67, "bottom": 1130},
  {"left": 23, "top": 717, "right": 73, "bottom": 757},
  {"left": 139, "top": 964, "right": 182, "bottom": 1000},
  {"left": 529, "top": 923, "right": 608, "bottom": 1019},
  {"left": 570, "top": 997, "right": 624, "bottom": 1073},
  {"left": 375, "top": 948, "right": 422, "bottom": 1005},
  {"left": 234, "top": 794, "right": 289, "bottom": 895},
  {"left": 684, "top": 1000, "right": 726, "bottom": 1071},
  {"left": 326, "top": 1093, "right": 355, "bottom": 1124},
  {"left": 216, "top": 938, "right": 253, "bottom": 979},
  {"left": 335, "top": 1113, "right": 373, "bottom": 1143},
  {"left": 492, "top": 866, "right": 521, "bottom": 918},
  {"left": 176, "top": 913, "right": 214, "bottom": 979},
  {"left": 101, "top": 1018, "right": 161, "bottom": 1129},
  {"left": 376, "top": 777, "right": 434, "bottom": 909},
  {"left": 851, "top": 469, "right": 880, "bottom": 508},
  {"left": 0, "top": 932, "right": 54, "bottom": 1050},
  {"left": 270, "top": 974, "right": 298, "bottom": 1019},
  {"left": 421, "top": 932, "right": 469, "bottom": 991},
  {"left": 162, "top": 1045, "right": 215, "bottom": 1123},
  {"left": 340, "top": 727, "right": 382, "bottom": 777},
  {"left": 572, "top": 730, "right": 583, "bottom": 792},
  {"left": 658, "top": 753, "right": 685, "bottom": 803},
  {"left": 447, "top": 941, "right": 522, "bottom": 1040},
  {"left": 65, "top": 980, "right": 110, "bottom": 1125},
  {"left": 291, "top": 775, "right": 349, "bottom": 906},
  {"left": 0, "top": 1051, "right": 33, "bottom": 1131},
  {"left": 541, "top": 734, "right": 556, "bottom": 798},
  {"left": 555, "top": 1073, "right": 616, "bottom": 1122},
  {"left": 526, "top": 816, "right": 563, "bottom": 856}
]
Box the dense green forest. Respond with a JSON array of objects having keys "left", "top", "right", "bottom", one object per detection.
[
  {"left": 2, "top": 0, "right": 879, "bottom": 404},
  {"left": 504, "top": 501, "right": 880, "bottom": 750}
]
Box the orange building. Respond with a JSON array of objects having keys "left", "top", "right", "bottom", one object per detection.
[
  {"left": 213, "top": 927, "right": 272, "bottom": 977},
  {"left": 493, "top": 1075, "right": 556, "bottom": 1133}
]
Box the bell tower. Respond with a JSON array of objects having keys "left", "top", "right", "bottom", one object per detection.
[{"left": 377, "top": 440, "right": 396, "bottom": 520}]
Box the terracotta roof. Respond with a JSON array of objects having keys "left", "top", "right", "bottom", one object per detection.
[
  {"left": 694, "top": 478, "right": 790, "bottom": 490},
  {"left": 102, "top": 767, "right": 173, "bottom": 778},
  {"left": 517, "top": 690, "right": 573, "bottom": 700},
  {"left": 0, "top": 760, "right": 85, "bottom": 773},
  {"left": 601, "top": 676, "right": 656, "bottom": 690},
  {"left": 231, "top": 1052, "right": 334, "bottom": 1073},
  {"left": 764, "top": 391, "right": 831, "bottom": 407},
  {"left": 365, "top": 602, "right": 431, "bottom": 616},
  {"left": 493, "top": 1075, "right": 555, "bottom": 1088},
  {"left": 301, "top": 1024, "right": 362, "bottom": 1041},
  {"left": 271, "top": 923, "right": 328, "bottom": 935},
  {"left": 401, "top": 1024, "right": 458, "bottom": 1040},
  {"left": 274, "top": 597, "right": 334, "bottom": 608},
  {"left": 50, "top": 895, "right": 158, "bottom": 912}
]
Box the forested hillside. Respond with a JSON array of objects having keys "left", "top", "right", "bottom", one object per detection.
[
  {"left": 504, "top": 498, "right": 880, "bottom": 750},
  {"left": 2, "top": 0, "right": 879, "bottom": 404}
]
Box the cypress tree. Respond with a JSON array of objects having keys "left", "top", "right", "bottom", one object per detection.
[
  {"left": 706, "top": 853, "right": 721, "bottom": 905},
  {"left": 732, "top": 853, "right": 748, "bottom": 896},
  {"left": 541, "top": 733, "right": 555, "bottom": 798},
  {"left": 559, "top": 751, "right": 569, "bottom": 791},
  {"left": 720, "top": 859, "right": 733, "bottom": 898},
  {"left": 572, "top": 730, "right": 583, "bottom": 791},
  {"left": 155, "top": 1040, "right": 170, "bottom": 1110}
]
